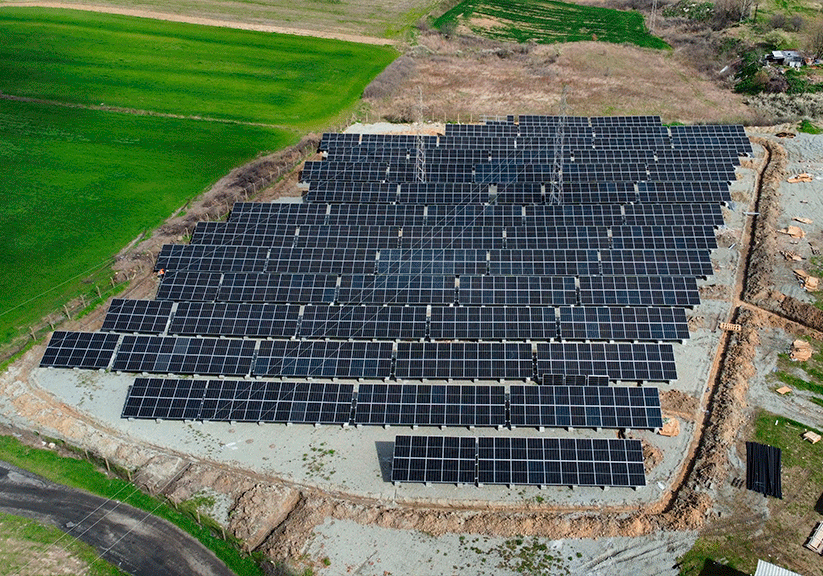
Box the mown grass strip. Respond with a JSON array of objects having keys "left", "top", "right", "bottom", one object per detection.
[
  {"left": 0, "top": 511, "right": 128, "bottom": 576},
  {"left": 433, "top": 0, "right": 668, "bottom": 49},
  {"left": 0, "top": 435, "right": 264, "bottom": 576}
]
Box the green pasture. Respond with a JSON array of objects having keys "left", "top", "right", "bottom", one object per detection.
[
  {"left": 433, "top": 0, "right": 669, "bottom": 49},
  {"left": 0, "top": 7, "right": 396, "bottom": 350},
  {"left": 0, "top": 8, "right": 396, "bottom": 129},
  {"left": 0, "top": 98, "right": 293, "bottom": 344}
]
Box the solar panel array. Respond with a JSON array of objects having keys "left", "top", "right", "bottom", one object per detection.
[
  {"left": 391, "top": 436, "right": 646, "bottom": 487},
  {"left": 40, "top": 116, "right": 750, "bottom": 488},
  {"left": 122, "top": 378, "right": 661, "bottom": 431}
]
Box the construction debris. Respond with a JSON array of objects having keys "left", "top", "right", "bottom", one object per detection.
[
  {"left": 775, "top": 131, "right": 796, "bottom": 138},
  {"left": 779, "top": 225, "right": 806, "bottom": 238},
  {"left": 776, "top": 386, "right": 792, "bottom": 395},
  {"left": 790, "top": 339, "right": 813, "bottom": 361},
  {"left": 793, "top": 216, "right": 814, "bottom": 224},
  {"left": 806, "top": 521, "right": 823, "bottom": 554},
  {"left": 793, "top": 269, "right": 820, "bottom": 291},
  {"left": 658, "top": 416, "right": 680, "bottom": 437},
  {"left": 719, "top": 322, "right": 742, "bottom": 332},
  {"left": 803, "top": 431, "right": 821, "bottom": 444},
  {"left": 787, "top": 173, "right": 813, "bottom": 183},
  {"left": 780, "top": 251, "right": 804, "bottom": 261}
]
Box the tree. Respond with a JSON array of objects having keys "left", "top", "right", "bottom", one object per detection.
[{"left": 806, "top": 18, "right": 823, "bottom": 59}]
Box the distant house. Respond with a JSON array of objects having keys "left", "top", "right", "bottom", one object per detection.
[{"left": 766, "top": 50, "right": 804, "bottom": 68}]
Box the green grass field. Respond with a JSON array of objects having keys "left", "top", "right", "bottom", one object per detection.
[
  {"left": 433, "top": 0, "right": 669, "bottom": 49},
  {"left": 0, "top": 511, "right": 128, "bottom": 576},
  {"left": 0, "top": 7, "right": 396, "bottom": 349},
  {"left": 0, "top": 8, "right": 397, "bottom": 129}
]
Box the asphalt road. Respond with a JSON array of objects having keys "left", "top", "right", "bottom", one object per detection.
[{"left": 0, "top": 461, "right": 237, "bottom": 576}]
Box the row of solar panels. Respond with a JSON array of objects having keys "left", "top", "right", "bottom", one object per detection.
[
  {"left": 41, "top": 331, "right": 678, "bottom": 381},
  {"left": 190, "top": 222, "right": 719, "bottom": 251},
  {"left": 318, "top": 124, "right": 750, "bottom": 154},
  {"left": 324, "top": 148, "right": 742, "bottom": 165},
  {"left": 155, "top": 272, "right": 701, "bottom": 308},
  {"left": 391, "top": 435, "right": 646, "bottom": 487},
  {"left": 299, "top": 162, "right": 736, "bottom": 184},
  {"left": 122, "top": 378, "right": 663, "bottom": 430},
  {"left": 303, "top": 186, "right": 731, "bottom": 205},
  {"left": 101, "top": 299, "right": 690, "bottom": 342},
  {"left": 224, "top": 201, "right": 725, "bottom": 228},
  {"left": 153, "top": 245, "right": 714, "bottom": 278}
]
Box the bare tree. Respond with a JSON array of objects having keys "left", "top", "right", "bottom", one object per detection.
[
  {"left": 806, "top": 18, "right": 823, "bottom": 59},
  {"left": 714, "top": 0, "right": 753, "bottom": 27}
]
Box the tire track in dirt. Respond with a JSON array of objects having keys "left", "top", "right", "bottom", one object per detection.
[{"left": 0, "top": 92, "right": 292, "bottom": 130}]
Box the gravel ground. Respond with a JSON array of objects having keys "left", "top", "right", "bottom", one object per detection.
[
  {"left": 768, "top": 133, "right": 823, "bottom": 302},
  {"left": 745, "top": 131, "right": 823, "bottom": 427},
  {"left": 303, "top": 518, "right": 696, "bottom": 576}
]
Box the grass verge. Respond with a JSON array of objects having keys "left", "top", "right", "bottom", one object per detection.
[
  {"left": 433, "top": 0, "right": 668, "bottom": 49},
  {"left": 0, "top": 434, "right": 265, "bottom": 576},
  {"left": 0, "top": 511, "right": 128, "bottom": 576},
  {"left": 677, "top": 410, "right": 823, "bottom": 576}
]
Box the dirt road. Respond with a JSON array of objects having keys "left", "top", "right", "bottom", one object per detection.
[
  {"left": 0, "top": 461, "right": 236, "bottom": 576},
  {"left": 0, "top": 1, "right": 396, "bottom": 45}
]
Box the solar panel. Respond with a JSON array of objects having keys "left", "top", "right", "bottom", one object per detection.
[
  {"left": 266, "top": 247, "right": 376, "bottom": 275},
  {"left": 395, "top": 342, "right": 533, "bottom": 380},
  {"left": 294, "top": 226, "right": 400, "bottom": 250},
  {"left": 155, "top": 244, "right": 268, "bottom": 273},
  {"left": 377, "top": 249, "right": 487, "bottom": 275},
  {"left": 40, "top": 331, "right": 120, "bottom": 369},
  {"left": 102, "top": 299, "right": 173, "bottom": 334},
  {"left": 509, "top": 385, "right": 663, "bottom": 429},
  {"left": 218, "top": 273, "right": 337, "bottom": 303},
  {"left": 489, "top": 249, "right": 600, "bottom": 276},
  {"left": 168, "top": 302, "right": 301, "bottom": 338},
  {"left": 354, "top": 383, "right": 506, "bottom": 427},
  {"left": 199, "top": 380, "right": 354, "bottom": 424},
  {"left": 155, "top": 271, "right": 222, "bottom": 301},
  {"left": 559, "top": 306, "right": 689, "bottom": 341},
  {"left": 535, "top": 342, "right": 677, "bottom": 382},
  {"left": 458, "top": 276, "right": 576, "bottom": 305},
  {"left": 190, "top": 221, "right": 296, "bottom": 247},
  {"left": 299, "top": 305, "right": 427, "bottom": 339},
  {"left": 112, "top": 336, "right": 256, "bottom": 376},
  {"left": 579, "top": 275, "right": 700, "bottom": 307},
  {"left": 391, "top": 435, "right": 477, "bottom": 484},
  {"left": 600, "top": 249, "right": 713, "bottom": 277},
  {"left": 430, "top": 307, "right": 557, "bottom": 340},
  {"left": 337, "top": 275, "right": 455, "bottom": 305},
  {"left": 121, "top": 377, "right": 207, "bottom": 420},
  {"left": 476, "top": 437, "right": 645, "bottom": 487},
  {"left": 123, "top": 378, "right": 355, "bottom": 424},
  {"left": 304, "top": 182, "right": 397, "bottom": 204},
  {"left": 253, "top": 340, "right": 393, "bottom": 378},
  {"left": 542, "top": 374, "right": 611, "bottom": 386}
]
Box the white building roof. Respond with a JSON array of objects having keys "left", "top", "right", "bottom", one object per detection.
[{"left": 754, "top": 559, "right": 803, "bottom": 576}]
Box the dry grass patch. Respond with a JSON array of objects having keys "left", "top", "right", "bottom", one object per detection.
[{"left": 366, "top": 34, "right": 754, "bottom": 123}]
